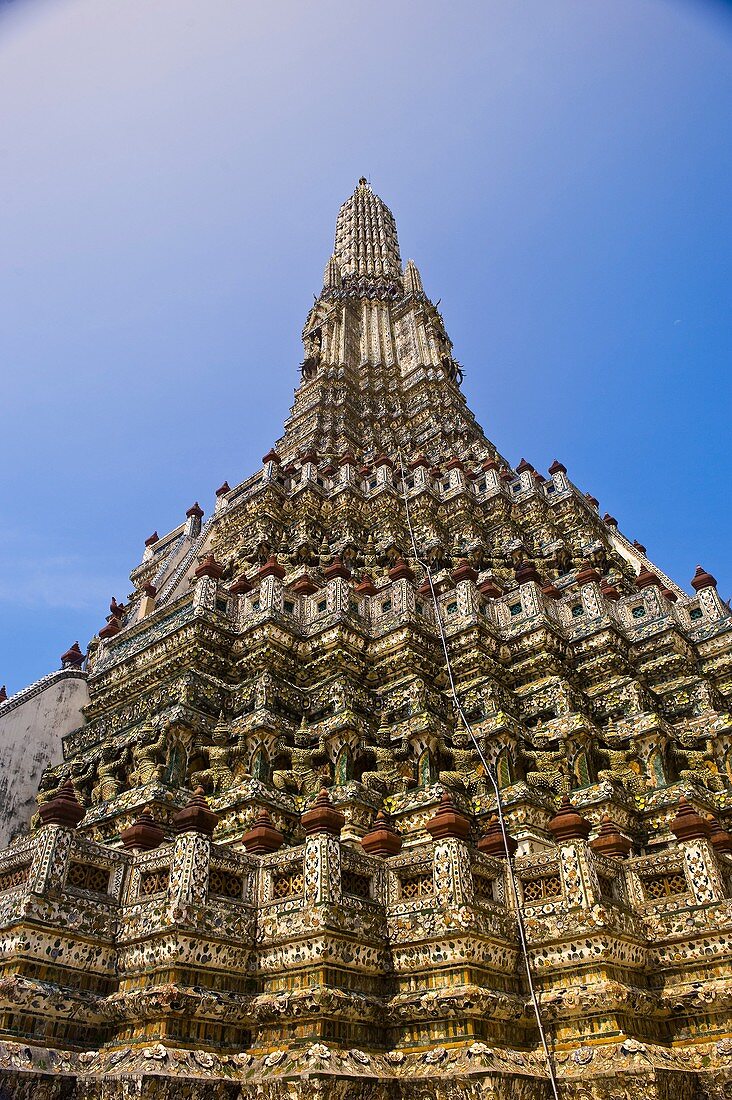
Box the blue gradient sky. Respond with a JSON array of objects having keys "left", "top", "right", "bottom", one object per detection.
[{"left": 1, "top": 0, "right": 731, "bottom": 693}]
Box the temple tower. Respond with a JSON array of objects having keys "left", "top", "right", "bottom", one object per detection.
[{"left": 0, "top": 181, "right": 731, "bottom": 1100}]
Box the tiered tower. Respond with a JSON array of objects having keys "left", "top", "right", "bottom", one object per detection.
[{"left": 1, "top": 180, "right": 732, "bottom": 1100}]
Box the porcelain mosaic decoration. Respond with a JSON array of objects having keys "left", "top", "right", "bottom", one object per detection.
[{"left": 1, "top": 180, "right": 732, "bottom": 1099}]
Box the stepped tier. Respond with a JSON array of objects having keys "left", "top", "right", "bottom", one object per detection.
[{"left": 2, "top": 181, "right": 732, "bottom": 1100}]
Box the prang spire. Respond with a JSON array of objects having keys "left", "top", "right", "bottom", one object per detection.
[
  {"left": 277, "top": 180, "right": 491, "bottom": 463},
  {"left": 331, "top": 177, "right": 402, "bottom": 284},
  {"left": 12, "top": 180, "right": 731, "bottom": 1094}
]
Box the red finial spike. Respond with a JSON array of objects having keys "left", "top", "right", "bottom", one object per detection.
[
  {"left": 241, "top": 806, "right": 285, "bottom": 853},
  {"left": 172, "top": 787, "right": 219, "bottom": 837},
  {"left": 425, "top": 789, "right": 471, "bottom": 841},
  {"left": 547, "top": 797, "right": 591, "bottom": 842},
  {"left": 38, "top": 779, "right": 86, "bottom": 829},
  {"left": 361, "top": 809, "right": 402, "bottom": 857},
  {"left": 691, "top": 565, "right": 717, "bottom": 591},
  {"left": 61, "top": 642, "right": 85, "bottom": 669},
  {"left": 301, "top": 788, "right": 345, "bottom": 837}
]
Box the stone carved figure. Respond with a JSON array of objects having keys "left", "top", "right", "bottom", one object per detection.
[
  {"left": 255, "top": 671, "right": 276, "bottom": 712},
  {"left": 32, "top": 761, "right": 95, "bottom": 829},
  {"left": 92, "top": 743, "right": 130, "bottom": 804},
  {"left": 438, "top": 730, "right": 483, "bottom": 795},
  {"left": 189, "top": 717, "right": 238, "bottom": 795},
  {"left": 35, "top": 752, "right": 100, "bottom": 819},
  {"left": 68, "top": 755, "right": 99, "bottom": 806},
  {"left": 521, "top": 738, "right": 571, "bottom": 797},
  {"left": 361, "top": 718, "right": 412, "bottom": 794},
  {"left": 596, "top": 742, "right": 648, "bottom": 796},
  {"left": 672, "top": 734, "right": 726, "bottom": 793},
  {"left": 272, "top": 718, "right": 331, "bottom": 794},
  {"left": 128, "top": 722, "right": 169, "bottom": 787}
]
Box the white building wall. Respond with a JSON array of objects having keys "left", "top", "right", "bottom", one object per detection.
[{"left": 0, "top": 671, "right": 88, "bottom": 845}]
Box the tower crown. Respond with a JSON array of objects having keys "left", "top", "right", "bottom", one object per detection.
[
  {"left": 287, "top": 180, "right": 484, "bottom": 460},
  {"left": 332, "top": 177, "right": 402, "bottom": 283}
]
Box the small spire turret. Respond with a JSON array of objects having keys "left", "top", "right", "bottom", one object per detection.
[
  {"left": 403, "top": 259, "right": 423, "bottom": 296},
  {"left": 323, "top": 254, "right": 341, "bottom": 289}
]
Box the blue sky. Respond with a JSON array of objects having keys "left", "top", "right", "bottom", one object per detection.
[{"left": 1, "top": 0, "right": 731, "bottom": 693}]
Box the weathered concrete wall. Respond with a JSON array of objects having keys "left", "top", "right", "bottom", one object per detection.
[{"left": 0, "top": 670, "right": 88, "bottom": 845}]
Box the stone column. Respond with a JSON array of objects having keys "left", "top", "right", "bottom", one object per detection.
[
  {"left": 375, "top": 454, "right": 394, "bottom": 487},
  {"left": 692, "top": 566, "right": 728, "bottom": 623},
  {"left": 168, "top": 788, "right": 218, "bottom": 918},
  {"left": 142, "top": 531, "right": 159, "bottom": 562},
  {"left": 31, "top": 780, "right": 87, "bottom": 893},
  {"left": 548, "top": 459, "right": 569, "bottom": 493},
  {"left": 262, "top": 447, "right": 282, "bottom": 482},
  {"left": 193, "top": 554, "right": 223, "bottom": 612},
  {"left": 138, "top": 582, "right": 157, "bottom": 619},
  {"left": 446, "top": 456, "right": 466, "bottom": 492},
  {"left": 323, "top": 557, "right": 351, "bottom": 614},
  {"left": 670, "top": 798, "right": 726, "bottom": 905},
  {"left": 411, "top": 455, "right": 430, "bottom": 492},
  {"left": 184, "top": 501, "right": 204, "bottom": 539},
  {"left": 576, "top": 562, "right": 603, "bottom": 617},
  {"left": 257, "top": 556, "right": 286, "bottom": 613},
  {"left": 548, "top": 798, "right": 597, "bottom": 909},
  {"left": 482, "top": 458, "right": 501, "bottom": 495},
  {"left": 516, "top": 458, "right": 535, "bottom": 493},
  {"left": 514, "top": 560, "right": 543, "bottom": 617},
  {"left": 338, "top": 453, "right": 357, "bottom": 487},
  {"left": 300, "top": 451, "right": 319, "bottom": 484},
  {"left": 301, "top": 789, "right": 345, "bottom": 906},
  {"left": 451, "top": 560, "right": 479, "bottom": 617},
  {"left": 426, "top": 791, "right": 473, "bottom": 906}
]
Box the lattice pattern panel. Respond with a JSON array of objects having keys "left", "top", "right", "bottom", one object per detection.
[
  {"left": 522, "top": 874, "right": 562, "bottom": 905},
  {"left": 138, "top": 868, "right": 170, "bottom": 897},
  {"left": 472, "top": 873, "right": 495, "bottom": 903},
  {"left": 598, "top": 875, "right": 616, "bottom": 903},
  {"left": 67, "top": 861, "right": 111, "bottom": 896},
  {"left": 272, "top": 865, "right": 304, "bottom": 899},
  {"left": 341, "top": 870, "right": 371, "bottom": 899},
  {"left": 642, "top": 872, "right": 688, "bottom": 900},
  {"left": 399, "top": 871, "right": 434, "bottom": 900},
  {"left": 0, "top": 864, "right": 30, "bottom": 893},
  {"left": 209, "top": 868, "right": 244, "bottom": 900}
]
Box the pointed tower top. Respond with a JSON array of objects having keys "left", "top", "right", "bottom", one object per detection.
[
  {"left": 403, "top": 259, "right": 423, "bottom": 296},
  {"left": 333, "top": 179, "right": 402, "bottom": 282}
]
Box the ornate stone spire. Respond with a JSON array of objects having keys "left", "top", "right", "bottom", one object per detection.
[
  {"left": 277, "top": 179, "right": 492, "bottom": 464},
  {"left": 332, "top": 177, "right": 402, "bottom": 285}
]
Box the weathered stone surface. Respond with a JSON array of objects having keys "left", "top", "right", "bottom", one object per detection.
[
  {"left": 0, "top": 180, "right": 730, "bottom": 1100},
  {"left": 0, "top": 668, "right": 88, "bottom": 845}
]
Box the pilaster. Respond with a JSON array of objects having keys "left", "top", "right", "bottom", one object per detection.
[
  {"left": 433, "top": 836, "right": 473, "bottom": 906},
  {"left": 304, "top": 833, "right": 342, "bottom": 906},
  {"left": 168, "top": 831, "right": 211, "bottom": 916}
]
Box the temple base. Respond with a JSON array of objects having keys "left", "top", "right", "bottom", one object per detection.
[{"left": 0, "top": 1040, "right": 718, "bottom": 1100}]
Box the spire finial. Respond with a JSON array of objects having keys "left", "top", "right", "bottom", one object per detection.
[{"left": 333, "top": 180, "right": 401, "bottom": 282}]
